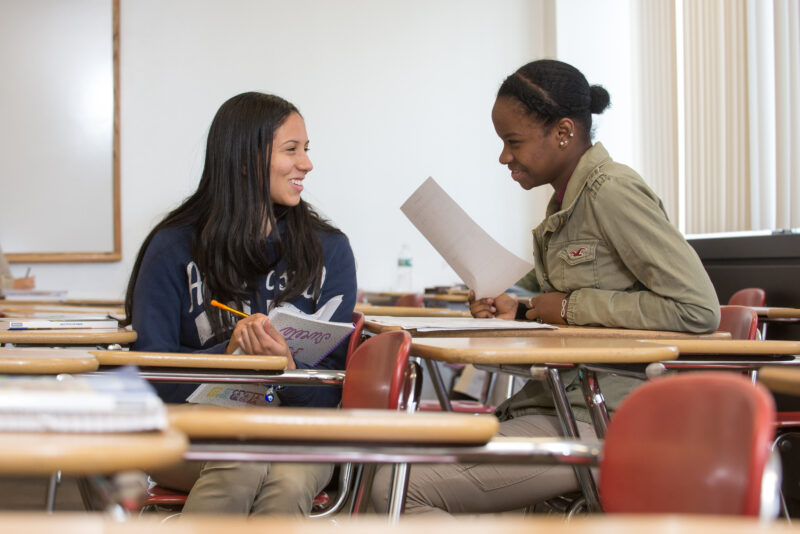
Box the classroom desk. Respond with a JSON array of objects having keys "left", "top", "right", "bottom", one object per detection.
[
  {"left": 0, "top": 428, "right": 187, "bottom": 476},
  {"left": 365, "top": 317, "right": 730, "bottom": 339},
  {"left": 758, "top": 366, "right": 800, "bottom": 396},
  {"left": 423, "top": 293, "right": 469, "bottom": 303},
  {"left": 0, "top": 304, "right": 125, "bottom": 317},
  {"left": 751, "top": 306, "right": 800, "bottom": 338},
  {"left": 409, "top": 336, "right": 678, "bottom": 512},
  {"left": 0, "top": 347, "right": 99, "bottom": 374},
  {"left": 3, "top": 514, "right": 798, "bottom": 534},
  {"left": 356, "top": 304, "right": 471, "bottom": 318},
  {"left": 0, "top": 328, "right": 137, "bottom": 347},
  {"left": 168, "top": 405, "right": 598, "bottom": 520},
  {"left": 91, "top": 350, "right": 344, "bottom": 387}
]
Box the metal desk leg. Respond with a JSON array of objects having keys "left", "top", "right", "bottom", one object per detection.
[
  {"left": 538, "top": 366, "right": 602, "bottom": 512},
  {"left": 423, "top": 358, "right": 453, "bottom": 412},
  {"left": 578, "top": 367, "right": 610, "bottom": 439},
  {"left": 387, "top": 462, "right": 410, "bottom": 523}
]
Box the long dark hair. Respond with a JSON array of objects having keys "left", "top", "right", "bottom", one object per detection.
[
  {"left": 497, "top": 59, "right": 610, "bottom": 139},
  {"left": 124, "top": 92, "right": 341, "bottom": 337}
]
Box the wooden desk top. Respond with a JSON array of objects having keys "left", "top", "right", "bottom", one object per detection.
[
  {"left": 1, "top": 514, "right": 796, "bottom": 534},
  {"left": 366, "top": 317, "right": 729, "bottom": 340},
  {"left": 0, "top": 347, "right": 99, "bottom": 374},
  {"left": 0, "top": 304, "right": 125, "bottom": 316},
  {"left": 0, "top": 428, "right": 187, "bottom": 475},
  {"left": 758, "top": 366, "right": 800, "bottom": 395},
  {"left": 424, "top": 293, "right": 469, "bottom": 302},
  {"left": 752, "top": 306, "right": 800, "bottom": 320},
  {"left": 0, "top": 328, "right": 137, "bottom": 345},
  {"left": 93, "top": 350, "right": 287, "bottom": 370},
  {"left": 356, "top": 304, "right": 471, "bottom": 317},
  {"left": 643, "top": 339, "right": 800, "bottom": 355},
  {"left": 410, "top": 337, "right": 678, "bottom": 364},
  {"left": 169, "top": 405, "right": 499, "bottom": 444}
]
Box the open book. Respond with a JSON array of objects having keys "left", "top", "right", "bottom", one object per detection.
[
  {"left": 187, "top": 296, "right": 354, "bottom": 407},
  {"left": 0, "top": 366, "right": 166, "bottom": 432},
  {"left": 0, "top": 315, "right": 118, "bottom": 330},
  {"left": 267, "top": 296, "right": 354, "bottom": 367}
]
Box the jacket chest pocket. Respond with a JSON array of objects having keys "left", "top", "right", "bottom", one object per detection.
[{"left": 553, "top": 240, "right": 599, "bottom": 291}]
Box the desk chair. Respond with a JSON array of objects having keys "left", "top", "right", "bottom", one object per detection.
[
  {"left": 394, "top": 293, "right": 423, "bottom": 307},
  {"left": 600, "top": 372, "right": 779, "bottom": 517},
  {"left": 142, "top": 330, "right": 417, "bottom": 519},
  {"left": 729, "top": 288, "right": 767, "bottom": 307},
  {"left": 345, "top": 311, "right": 365, "bottom": 369},
  {"left": 719, "top": 305, "right": 760, "bottom": 341}
]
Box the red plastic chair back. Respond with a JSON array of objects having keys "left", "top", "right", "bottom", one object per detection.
[
  {"left": 729, "top": 288, "right": 766, "bottom": 307},
  {"left": 718, "top": 305, "right": 759, "bottom": 340},
  {"left": 394, "top": 293, "right": 423, "bottom": 307},
  {"left": 341, "top": 330, "right": 412, "bottom": 410},
  {"left": 345, "top": 311, "right": 365, "bottom": 369},
  {"left": 599, "top": 372, "right": 775, "bottom": 516}
]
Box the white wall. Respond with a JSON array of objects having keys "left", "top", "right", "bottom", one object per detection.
[
  {"left": 9, "top": 0, "right": 552, "bottom": 299},
  {"left": 555, "top": 0, "right": 635, "bottom": 165}
]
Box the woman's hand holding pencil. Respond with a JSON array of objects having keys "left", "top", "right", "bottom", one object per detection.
[{"left": 211, "top": 299, "right": 295, "bottom": 368}]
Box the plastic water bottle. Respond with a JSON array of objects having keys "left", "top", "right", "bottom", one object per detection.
[{"left": 395, "top": 244, "right": 413, "bottom": 292}]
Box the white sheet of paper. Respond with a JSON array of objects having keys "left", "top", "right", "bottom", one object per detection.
[
  {"left": 401, "top": 177, "right": 535, "bottom": 299},
  {"left": 365, "top": 316, "right": 556, "bottom": 332}
]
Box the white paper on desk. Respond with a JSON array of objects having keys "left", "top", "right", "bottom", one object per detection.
[
  {"left": 401, "top": 177, "right": 534, "bottom": 299},
  {"left": 366, "top": 316, "right": 557, "bottom": 331}
]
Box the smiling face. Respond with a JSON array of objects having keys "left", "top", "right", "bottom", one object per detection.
[
  {"left": 491, "top": 96, "right": 570, "bottom": 191},
  {"left": 268, "top": 112, "right": 312, "bottom": 207}
]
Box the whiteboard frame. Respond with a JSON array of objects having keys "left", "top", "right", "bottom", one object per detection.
[{"left": 6, "top": 0, "right": 121, "bottom": 264}]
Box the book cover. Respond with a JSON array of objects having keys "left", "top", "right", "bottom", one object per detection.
[
  {"left": 0, "top": 366, "right": 166, "bottom": 433},
  {"left": 265, "top": 296, "right": 354, "bottom": 367},
  {"left": 0, "top": 315, "right": 118, "bottom": 330}
]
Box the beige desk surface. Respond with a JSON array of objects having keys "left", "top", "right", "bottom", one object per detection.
[
  {"left": 758, "top": 366, "right": 800, "bottom": 395},
  {"left": 366, "top": 317, "right": 729, "bottom": 340},
  {"left": 356, "top": 304, "right": 471, "bottom": 317},
  {"left": 93, "top": 350, "right": 287, "bottom": 370},
  {"left": 410, "top": 337, "right": 678, "bottom": 365},
  {"left": 423, "top": 293, "right": 469, "bottom": 302},
  {"left": 0, "top": 304, "right": 125, "bottom": 316},
  {"left": 0, "top": 347, "right": 99, "bottom": 374},
  {"left": 1, "top": 514, "right": 797, "bottom": 534},
  {"left": 169, "top": 405, "right": 499, "bottom": 444},
  {"left": 0, "top": 328, "right": 137, "bottom": 345},
  {"left": 751, "top": 306, "right": 800, "bottom": 319},
  {"left": 643, "top": 338, "right": 800, "bottom": 355},
  {"left": 0, "top": 428, "right": 187, "bottom": 475}
]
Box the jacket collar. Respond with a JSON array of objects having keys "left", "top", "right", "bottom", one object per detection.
[{"left": 546, "top": 142, "right": 612, "bottom": 218}]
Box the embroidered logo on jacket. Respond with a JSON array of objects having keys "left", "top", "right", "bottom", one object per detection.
[{"left": 568, "top": 247, "right": 587, "bottom": 258}]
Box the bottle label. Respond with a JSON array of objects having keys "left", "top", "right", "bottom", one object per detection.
[{"left": 397, "top": 258, "right": 412, "bottom": 267}]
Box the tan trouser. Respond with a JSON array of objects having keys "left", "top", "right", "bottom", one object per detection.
[
  {"left": 371, "top": 415, "right": 597, "bottom": 515},
  {"left": 151, "top": 461, "right": 333, "bottom": 516}
]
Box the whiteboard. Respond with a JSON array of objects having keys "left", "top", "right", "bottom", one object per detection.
[{"left": 0, "top": 0, "right": 119, "bottom": 262}]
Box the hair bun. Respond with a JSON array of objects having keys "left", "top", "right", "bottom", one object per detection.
[{"left": 589, "top": 85, "right": 611, "bottom": 114}]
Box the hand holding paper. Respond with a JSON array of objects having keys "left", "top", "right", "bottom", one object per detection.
[{"left": 401, "top": 177, "right": 534, "bottom": 299}]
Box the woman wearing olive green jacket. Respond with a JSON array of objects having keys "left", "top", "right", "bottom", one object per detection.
[{"left": 371, "top": 59, "right": 719, "bottom": 516}]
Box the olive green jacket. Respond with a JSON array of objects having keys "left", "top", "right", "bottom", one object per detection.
[{"left": 496, "top": 143, "right": 720, "bottom": 424}]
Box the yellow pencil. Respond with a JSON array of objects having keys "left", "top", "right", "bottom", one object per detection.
[{"left": 210, "top": 299, "right": 249, "bottom": 319}]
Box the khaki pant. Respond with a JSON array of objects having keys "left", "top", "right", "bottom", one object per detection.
[
  {"left": 152, "top": 461, "right": 333, "bottom": 516},
  {"left": 371, "top": 415, "right": 596, "bottom": 515}
]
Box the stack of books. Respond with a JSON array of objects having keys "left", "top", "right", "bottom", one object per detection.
[{"left": 0, "top": 367, "right": 166, "bottom": 432}]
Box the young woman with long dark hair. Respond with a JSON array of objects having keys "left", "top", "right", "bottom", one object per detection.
[{"left": 126, "top": 92, "right": 356, "bottom": 515}]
